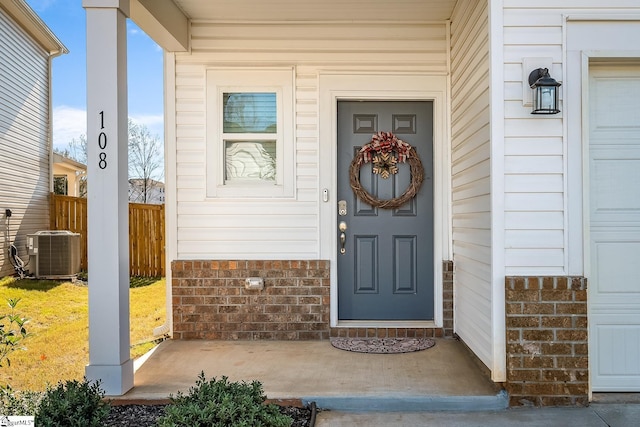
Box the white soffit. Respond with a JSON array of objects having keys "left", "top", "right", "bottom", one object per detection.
[{"left": 173, "top": 0, "right": 457, "bottom": 22}]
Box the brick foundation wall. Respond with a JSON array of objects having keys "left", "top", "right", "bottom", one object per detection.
[
  {"left": 443, "top": 260, "right": 454, "bottom": 337},
  {"left": 172, "top": 260, "right": 330, "bottom": 339},
  {"left": 172, "top": 259, "right": 453, "bottom": 340},
  {"left": 505, "top": 276, "right": 588, "bottom": 406}
]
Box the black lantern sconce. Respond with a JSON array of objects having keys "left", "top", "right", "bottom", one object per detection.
[{"left": 528, "top": 68, "right": 561, "bottom": 114}]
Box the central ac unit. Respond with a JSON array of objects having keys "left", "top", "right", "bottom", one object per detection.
[{"left": 28, "top": 231, "right": 81, "bottom": 279}]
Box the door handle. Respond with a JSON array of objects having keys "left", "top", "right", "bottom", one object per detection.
[{"left": 339, "top": 221, "right": 347, "bottom": 254}]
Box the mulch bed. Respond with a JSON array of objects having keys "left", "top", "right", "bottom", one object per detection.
[{"left": 104, "top": 403, "right": 315, "bottom": 426}]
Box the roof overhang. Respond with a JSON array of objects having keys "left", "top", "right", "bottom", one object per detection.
[
  {"left": 1, "top": 0, "right": 68, "bottom": 55},
  {"left": 128, "top": 0, "right": 457, "bottom": 53},
  {"left": 130, "top": 0, "right": 189, "bottom": 51}
]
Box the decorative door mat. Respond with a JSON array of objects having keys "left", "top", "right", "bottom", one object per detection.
[{"left": 330, "top": 337, "right": 435, "bottom": 354}]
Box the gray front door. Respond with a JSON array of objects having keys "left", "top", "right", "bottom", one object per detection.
[{"left": 337, "top": 101, "right": 434, "bottom": 320}]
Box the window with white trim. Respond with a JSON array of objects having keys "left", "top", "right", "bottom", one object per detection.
[{"left": 206, "top": 68, "right": 294, "bottom": 198}]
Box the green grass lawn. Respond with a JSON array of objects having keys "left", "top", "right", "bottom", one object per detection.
[{"left": 0, "top": 276, "right": 166, "bottom": 391}]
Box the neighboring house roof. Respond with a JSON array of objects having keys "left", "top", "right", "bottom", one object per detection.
[
  {"left": 52, "top": 153, "right": 86, "bottom": 197},
  {"left": 53, "top": 152, "right": 87, "bottom": 174},
  {"left": 0, "top": 0, "right": 68, "bottom": 54}
]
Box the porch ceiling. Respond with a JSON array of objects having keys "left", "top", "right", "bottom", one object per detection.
[{"left": 173, "top": 0, "right": 457, "bottom": 22}]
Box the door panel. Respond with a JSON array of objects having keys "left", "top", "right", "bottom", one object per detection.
[
  {"left": 337, "top": 101, "right": 434, "bottom": 320},
  {"left": 354, "top": 236, "right": 378, "bottom": 293},
  {"left": 589, "top": 64, "right": 640, "bottom": 391},
  {"left": 394, "top": 236, "right": 417, "bottom": 293},
  {"left": 592, "top": 318, "right": 640, "bottom": 389}
]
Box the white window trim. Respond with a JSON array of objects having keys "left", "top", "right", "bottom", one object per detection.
[{"left": 206, "top": 67, "right": 294, "bottom": 198}]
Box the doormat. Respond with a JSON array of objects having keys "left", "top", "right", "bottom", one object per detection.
[{"left": 330, "top": 337, "right": 435, "bottom": 354}]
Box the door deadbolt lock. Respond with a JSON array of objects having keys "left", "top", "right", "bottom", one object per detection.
[{"left": 338, "top": 200, "right": 347, "bottom": 216}]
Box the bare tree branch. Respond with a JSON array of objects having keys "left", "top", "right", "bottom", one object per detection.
[
  {"left": 128, "top": 120, "right": 164, "bottom": 203},
  {"left": 57, "top": 122, "right": 164, "bottom": 202}
]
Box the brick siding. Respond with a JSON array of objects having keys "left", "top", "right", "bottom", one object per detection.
[
  {"left": 443, "top": 260, "right": 454, "bottom": 337},
  {"left": 172, "top": 260, "right": 454, "bottom": 340},
  {"left": 172, "top": 260, "right": 330, "bottom": 339},
  {"left": 505, "top": 276, "right": 588, "bottom": 406}
]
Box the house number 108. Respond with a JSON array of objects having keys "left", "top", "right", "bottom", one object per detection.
[{"left": 98, "top": 111, "right": 107, "bottom": 169}]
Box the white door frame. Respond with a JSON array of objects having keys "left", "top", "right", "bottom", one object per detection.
[{"left": 318, "top": 72, "right": 450, "bottom": 328}]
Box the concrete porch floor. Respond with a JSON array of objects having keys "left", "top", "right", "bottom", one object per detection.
[{"left": 119, "top": 338, "right": 507, "bottom": 412}]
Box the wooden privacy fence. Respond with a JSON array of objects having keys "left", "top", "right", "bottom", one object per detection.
[
  {"left": 50, "top": 194, "right": 165, "bottom": 277},
  {"left": 128, "top": 202, "right": 165, "bottom": 277}
]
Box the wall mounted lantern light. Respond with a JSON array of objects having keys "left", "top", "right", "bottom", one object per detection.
[{"left": 528, "top": 68, "right": 561, "bottom": 115}]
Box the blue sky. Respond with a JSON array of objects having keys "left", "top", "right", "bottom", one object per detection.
[{"left": 26, "top": 0, "right": 164, "bottom": 151}]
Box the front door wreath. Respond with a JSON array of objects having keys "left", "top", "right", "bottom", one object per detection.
[{"left": 349, "top": 131, "right": 424, "bottom": 209}]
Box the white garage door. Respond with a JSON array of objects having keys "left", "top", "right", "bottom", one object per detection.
[{"left": 589, "top": 63, "right": 640, "bottom": 391}]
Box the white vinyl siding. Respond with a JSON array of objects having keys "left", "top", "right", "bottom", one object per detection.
[
  {"left": 173, "top": 21, "right": 448, "bottom": 260},
  {"left": 503, "top": 1, "right": 566, "bottom": 275},
  {"left": 502, "top": 1, "right": 640, "bottom": 275},
  {"left": 0, "top": 8, "right": 51, "bottom": 276},
  {"left": 188, "top": 22, "right": 448, "bottom": 72},
  {"left": 450, "top": 0, "right": 493, "bottom": 370},
  {"left": 502, "top": 1, "right": 563, "bottom": 275}
]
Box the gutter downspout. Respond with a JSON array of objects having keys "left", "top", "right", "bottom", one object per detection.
[{"left": 48, "top": 48, "right": 66, "bottom": 199}]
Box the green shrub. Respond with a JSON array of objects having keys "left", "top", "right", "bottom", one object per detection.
[
  {"left": 0, "top": 298, "right": 29, "bottom": 367},
  {"left": 36, "top": 378, "right": 110, "bottom": 427},
  {"left": 156, "top": 372, "right": 292, "bottom": 427},
  {"left": 0, "top": 385, "right": 43, "bottom": 416}
]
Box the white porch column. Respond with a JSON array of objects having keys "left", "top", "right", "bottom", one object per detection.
[{"left": 83, "top": 0, "right": 133, "bottom": 395}]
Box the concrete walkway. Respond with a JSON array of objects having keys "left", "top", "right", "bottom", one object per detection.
[
  {"left": 315, "top": 403, "right": 640, "bottom": 426},
  {"left": 124, "top": 338, "right": 505, "bottom": 411}
]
